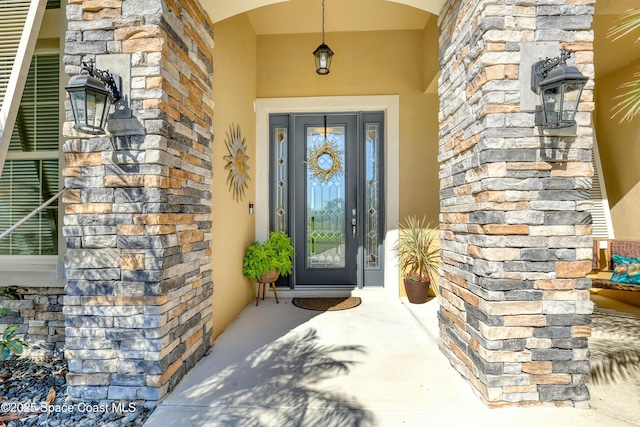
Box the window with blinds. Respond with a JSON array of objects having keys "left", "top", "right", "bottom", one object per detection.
[
  {"left": 0, "top": 0, "right": 31, "bottom": 105},
  {"left": 0, "top": 53, "right": 60, "bottom": 255}
]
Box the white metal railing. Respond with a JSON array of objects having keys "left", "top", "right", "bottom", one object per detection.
[{"left": 0, "top": 187, "right": 65, "bottom": 241}]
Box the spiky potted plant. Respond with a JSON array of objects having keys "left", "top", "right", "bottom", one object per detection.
[{"left": 392, "top": 215, "right": 440, "bottom": 304}]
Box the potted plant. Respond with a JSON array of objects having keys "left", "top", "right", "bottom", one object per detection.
[
  {"left": 392, "top": 215, "right": 440, "bottom": 304},
  {"left": 242, "top": 231, "right": 294, "bottom": 283}
]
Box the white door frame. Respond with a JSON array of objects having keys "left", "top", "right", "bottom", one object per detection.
[{"left": 255, "top": 95, "right": 400, "bottom": 297}]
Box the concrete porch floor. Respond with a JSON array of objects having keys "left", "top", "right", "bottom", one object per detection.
[{"left": 145, "top": 293, "right": 638, "bottom": 427}]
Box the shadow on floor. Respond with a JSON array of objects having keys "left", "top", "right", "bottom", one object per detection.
[
  {"left": 173, "top": 327, "right": 375, "bottom": 426},
  {"left": 590, "top": 309, "right": 640, "bottom": 385}
]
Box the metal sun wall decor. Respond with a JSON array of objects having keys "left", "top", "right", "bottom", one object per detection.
[
  {"left": 307, "top": 133, "right": 344, "bottom": 182},
  {"left": 223, "top": 123, "right": 250, "bottom": 201}
]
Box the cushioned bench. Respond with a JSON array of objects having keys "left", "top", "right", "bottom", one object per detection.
[{"left": 591, "top": 239, "right": 640, "bottom": 292}]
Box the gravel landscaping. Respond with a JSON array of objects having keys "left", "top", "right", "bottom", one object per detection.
[{"left": 0, "top": 357, "right": 156, "bottom": 426}]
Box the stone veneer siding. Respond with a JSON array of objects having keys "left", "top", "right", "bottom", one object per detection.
[
  {"left": 437, "top": 0, "right": 595, "bottom": 406},
  {"left": 0, "top": 288, "right": 65, "bottom": 357},
  {"left": 62, "top": 0, "right": 214, "bottom": 401}
]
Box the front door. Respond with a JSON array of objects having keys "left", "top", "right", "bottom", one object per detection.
[
  {"left": 269, "top": 112, "right": 385, "bottom": 288},
  {"left": 294, "top": 114, "right": 358, "bottom": 286}
]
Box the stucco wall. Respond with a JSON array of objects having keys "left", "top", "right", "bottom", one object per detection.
[
  {"left": 256, "top": 29, "right": 440, "bottom": 223},
  {"left": 595, "top": 58, "right": 640, "bottom": 239},
  {"left": 422, "top": 15, "right": 440, "bottom": 92},
  {"left": 211, "top": 14, "right": 258, "bottom": 340}
]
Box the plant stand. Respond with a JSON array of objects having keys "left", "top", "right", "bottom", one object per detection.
[{"left": 256, "top": 271, "right": 280, "bottom": 306}]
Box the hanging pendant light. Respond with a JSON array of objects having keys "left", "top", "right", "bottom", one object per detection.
[{"left": 313, "top": 0, "right": 333, "bottom": 75}]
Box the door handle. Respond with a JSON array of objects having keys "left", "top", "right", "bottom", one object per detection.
[{"left": 352, "top": 218, "right": 357, "bottom": 237}]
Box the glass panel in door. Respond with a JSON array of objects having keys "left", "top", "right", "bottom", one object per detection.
[
  {"left": 306, "top": 124, "right": 346, "bottom": 269},
  {"left": 365, "top": 123, "right": 380, "bottom": 268},
  {"left": 362, "top": 112, "right": 385, "bottom": 287}
]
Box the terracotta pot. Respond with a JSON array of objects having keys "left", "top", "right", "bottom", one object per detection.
[
  {"left": 258, "top": 271, "right": 279, "bottom": 283},
  {"left": 404, "top": 279, "right": 430, "bottom": 304}
]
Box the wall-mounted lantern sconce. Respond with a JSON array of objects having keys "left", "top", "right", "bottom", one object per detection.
[
  {"left": 531, "top": 46, "right": 588, "bottom": 128},
  {"left": 65, "top": 59, "right": 122, "bottom": 134},
  {"left": 249, "top": 202, "right": 254, "bottom": 215},
  {"left": 313, "top": 0, "right": 333, "bottom": 75}
]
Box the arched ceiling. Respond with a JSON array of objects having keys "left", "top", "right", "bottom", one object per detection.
[
  {"left": 202, "top": 0, "right": 445, "bottom": 26},
  {"left": 200, "top": 0, "right": 640, "bottom": 80}
]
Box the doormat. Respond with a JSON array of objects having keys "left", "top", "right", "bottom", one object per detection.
[{"left": 292, "top": 297, "right": 361, "bottom": 311}]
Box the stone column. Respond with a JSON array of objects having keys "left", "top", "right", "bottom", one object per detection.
[
  {"left": 437, "top": 0, "right": 595, "bottom": 406},
  {"left": 63, "top": 0, "right": 214, "bottom": 401}
]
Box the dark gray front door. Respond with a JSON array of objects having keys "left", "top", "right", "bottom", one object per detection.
[
  {"left": 294, "top": 114, "right": 358, "bottom": 286},
  {"left": 269, "top": 112, "right": 385, "bottom": 288}
]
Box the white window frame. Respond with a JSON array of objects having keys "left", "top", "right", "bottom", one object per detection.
[
  {"left": 256, "top": 95, "right": 400, "bottom": 297},
  {"left": 0, "top": 46, "right": 65, "bottom": 287}
]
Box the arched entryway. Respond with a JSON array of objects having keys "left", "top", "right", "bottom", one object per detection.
[
  {"left": 202, "top": 0, "right": 447, "bottom": 24},
  {"left": 208, "top": 0, "right": 443, "bottom": 337}
]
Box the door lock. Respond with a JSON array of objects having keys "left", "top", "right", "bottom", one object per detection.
[{"left": 352, "top": 217, "right": 357, "bottom": 237}]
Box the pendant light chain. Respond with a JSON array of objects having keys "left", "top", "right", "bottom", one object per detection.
[
  {"left": 312, "top": 0, "right": 333, "bottom": 75},
  {"left": 321, "top": 0, "right": 325, "bottom": 44}
]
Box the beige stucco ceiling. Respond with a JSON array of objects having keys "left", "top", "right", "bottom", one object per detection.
[
  {"left": 246, "top": 0, "right": 433, "bottom": 35},
  {"left": 203, "top": 0, "right": 443, "bottom": 26},
  {"left": 202, "top": 0, "right": 639, "bottom": 80}
]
